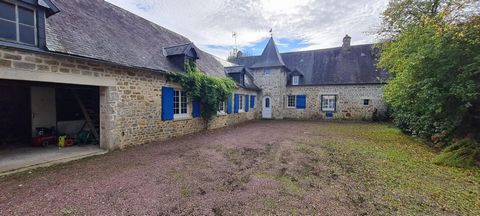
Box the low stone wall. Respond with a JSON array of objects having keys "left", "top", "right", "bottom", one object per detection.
[{"left": 0, "top": 47, "right": 259, "bottom": 150}]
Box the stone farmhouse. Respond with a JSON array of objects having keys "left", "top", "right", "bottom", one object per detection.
[{"left": 0, "top": 0, "right": 387, "bottom": 158}]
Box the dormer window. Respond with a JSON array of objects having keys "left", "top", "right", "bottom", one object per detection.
[
  {"left": 292, "top": 75, "right": 299, "bottom": 85},
  {"left": 0, "top": 1, "right": 36, "bottom": 45},
  {"left": 164, "top": 43, "right": 200, "bottom": 72},
  {"left": 0, "top": 0, "right": 58, "bottom": 49}
]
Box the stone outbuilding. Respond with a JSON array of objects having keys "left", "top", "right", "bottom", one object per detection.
[
  {"left": 0, "top": 0, "right": 388, "bottom": 169},
  {"left": 0, "top": 0, "right": 259, "bottom": 155}
]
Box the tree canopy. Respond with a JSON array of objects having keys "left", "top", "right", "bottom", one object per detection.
[
  {"left": 378, "top": 0, "right": 480, "bottom": 167},
  {"left": 378, "top": 0, "right": 480, "bottom": 139},
  {"left": 378, "top": 0, "right": 480, "bottom": 39}
]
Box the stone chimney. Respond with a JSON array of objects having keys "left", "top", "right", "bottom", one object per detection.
[
  {"left": 342, "top": 34, "right": 351, "bottom": 51},
  {"left": 236, "top": 50, "right": 243, "bottom": 58}
]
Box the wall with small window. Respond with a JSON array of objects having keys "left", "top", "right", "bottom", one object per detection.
[{"left": 284, "top": 84, "right": 386, "bottom": 120}]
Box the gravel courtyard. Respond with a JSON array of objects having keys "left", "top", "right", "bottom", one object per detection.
[{"left": 1, "top": 121, "right": 479, "bottom": 215}]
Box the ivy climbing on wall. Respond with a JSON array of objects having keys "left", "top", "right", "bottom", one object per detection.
[{"left": 169, "top": 64, "right": 237, "bottom": 120}]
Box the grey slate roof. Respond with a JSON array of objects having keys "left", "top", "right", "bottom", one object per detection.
[
  {"left": 232, "top": 44, "right": 388, "bottom": 85},
  {"left": 289, "top": 68, "right": 304, "bottom": 76},
  {"left": 224, "top": 66, "right": 245, "bottom": 74},
  {"left": 224, "top": 66, "right": 260, "bottom": 90},
  {"left": 250, "top": 37, "right": 286, "bottom": 69},
  {"left": 45, "top": 0, "right": 225, "bottom": 78},
  {"left": 164, "top": 43, "right": 199, "bottom": 59},
  {"left": 36, "top": 0, "right": 60, "bottom": 16}
]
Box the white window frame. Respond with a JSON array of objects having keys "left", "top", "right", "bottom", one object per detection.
[
  {"left": 287, "top": 95, "right": 296, "bottom": 108},
  {"left": 238, "top": 94, "right": 244, "bottom": 112},
  {"left": 0, "top": 1, "right": 37, "bottom": 46},
  {"left": 217, "top": 101, "right": 226, "bottom": 115},
  {"left": 292, "top": 76, "right": 299, "bottom": 85},
  {"left": 321, "top": 95, "right": 336, "bottom": 112},
  {"left": 174, "top": 90, "right": 189, "bottom": 119}
]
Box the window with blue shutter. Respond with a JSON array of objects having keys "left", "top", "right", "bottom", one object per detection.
[
  {"left": 161, "top": 87, "right": 174, "bottom": 121},
  {"left": 245, "top": 95, "right": 249, "bottom": 112},
  {"left": 192, "top": 98, "right": 201, "bottom": 118},
  {"left": 227, "top": 95, "right": 233, "bottom": 114},
  {"left": 234, "top": 94, "right": 239, "bottom": 113},
  {"left": 296, "top": 95, "right": 306, "bottom": 109},
  {"left": 250, "top": 95, "right": 255, "bottom": 108}
]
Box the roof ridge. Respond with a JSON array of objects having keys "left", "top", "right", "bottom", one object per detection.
[
  {"left": 164, "top": 42, "right": 193, "bottom": 49},
  {"left": 281, "top": 43, "right": 374, "bottom": 55},
  {"left": 236, "top": 43, "right": 375, "bottom": 59}
]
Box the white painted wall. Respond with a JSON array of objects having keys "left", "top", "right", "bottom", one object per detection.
[{"left": 30, "top": 87, "right": 56, "bottom": 136}]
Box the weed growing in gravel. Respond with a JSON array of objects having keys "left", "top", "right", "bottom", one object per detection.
[
  {"left": 61, "top": 207, "right": 83, "bottom": 216},
  {"left": 314, "top": 123, "right": 480, "bottom": 215}
]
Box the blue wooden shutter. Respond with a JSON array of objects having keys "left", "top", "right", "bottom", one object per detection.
[
  {"left": 320, "top": 95, "right": 324, "bottom": 112},
  {"left": 245, "top": 95, "right": 249, "bottom": 112},
  {"left": 192, "top": 98, "right": 201, "bottom": 118},
  {"left": 227, "top": 95, "right": 233, "bottom": 114},
  {"left": 296, "top": 95, "right": 306, "bottom": 109},
  {"left": 250, "top": 96, "right": 255, "bottom": 108},
  {"left": 234, "top": 94, "right": 239, "bottom": 113},
  {"left": 333, "top": 95, "right": 337, "bottom": 111},
  {"left": 161, "top": 87, "right": 174, "bottom": 121}
]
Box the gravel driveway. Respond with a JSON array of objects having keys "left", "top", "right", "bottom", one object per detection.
[
  {"left": 0, "top": 120, "right": 433, "bottom": 215},
  {"left": 1, "top": 120, "right": 355, "bottom": 215}
]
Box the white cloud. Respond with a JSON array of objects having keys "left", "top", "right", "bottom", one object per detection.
[{"left": 106, "top": 0, "right": 388, "bottom": 58}]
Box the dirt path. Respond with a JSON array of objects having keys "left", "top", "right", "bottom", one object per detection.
[{"left": 0, "top": 120, "right": 365, "bottom": 215}]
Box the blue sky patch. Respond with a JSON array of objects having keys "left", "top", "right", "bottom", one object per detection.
[{"left": 242, "top": 38, "right": 311, "bottom": 56}]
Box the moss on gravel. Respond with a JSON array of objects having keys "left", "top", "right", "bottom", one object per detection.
[{"left": 312, "top": 123, "right": 480, "bottom": 215}]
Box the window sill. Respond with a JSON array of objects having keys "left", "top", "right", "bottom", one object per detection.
[
  {"left": 322, "top": 110, "right": 336, "bottom": 112},
  {"left": 238, "top": 110, "right": 245, "bottom": 113},
  {"left": 0, "top": 40, "right": 44, "bottom": 52},
  {"left": 217, "top": 112, "right": 227, "bottom": 116},
  {"left": 173, "top": 114, "right": 191, "bottom": 121},
  {"left": 287, "top": 106, "right": 296, "bottom": 109}
]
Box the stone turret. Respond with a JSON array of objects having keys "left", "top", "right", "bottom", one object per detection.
[{"left": 248, "top": 37, "right": 288, "bottom": 119}]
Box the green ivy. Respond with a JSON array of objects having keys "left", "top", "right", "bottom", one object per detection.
[{"left": 169, "top": 64, "right": 237, "bottom": 120}]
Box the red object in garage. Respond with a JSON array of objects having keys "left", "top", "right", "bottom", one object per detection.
[{"left": 32, "top": 135, "right": 57, "bottom": 146}]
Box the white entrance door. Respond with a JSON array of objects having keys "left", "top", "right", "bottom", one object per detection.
[
  {"left": 262, "top": 96, "right": 272, "bottom": 119},
  {"left": 31, "top": 87, "right": 56, "bottom": 137}
]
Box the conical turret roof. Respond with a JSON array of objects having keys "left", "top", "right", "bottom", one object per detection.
[{"left": 250, "top": 37, "right": 286, "bottom": 68}]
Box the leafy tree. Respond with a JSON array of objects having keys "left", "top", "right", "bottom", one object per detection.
[
  {"left": 169, "top": 64, "right": 237, "bottom": 120},
  {"left": 378, "top": 0, "right": 480, "bottom": 140},
  {"left": 378, "top": 0, "right": 479, "bottom": 39}
]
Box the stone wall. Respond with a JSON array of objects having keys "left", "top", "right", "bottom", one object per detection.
[
  {"left": 249, "top": 66, "right": 386, "bottom": 121},
  {"left": 283, "top": 85, "right": 386, "bottom": 120},
  {"left": 0, "top": 47, "right": 259, "bottom": 150},
  {"left": 250, "top": 67, "right": 288, "bottom": 119}
]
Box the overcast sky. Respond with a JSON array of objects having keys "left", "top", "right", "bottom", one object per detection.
[{"left": 106, "top": 0, "right": 389, "bottom": 59}]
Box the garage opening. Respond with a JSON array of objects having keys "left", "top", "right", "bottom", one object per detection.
[{"left": 0, "top": 80, "right": 106, "bottom": 174}]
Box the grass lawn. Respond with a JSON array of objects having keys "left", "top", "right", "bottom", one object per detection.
[{"left": 308, "top": 123, "right": 480, "bottom": 215}]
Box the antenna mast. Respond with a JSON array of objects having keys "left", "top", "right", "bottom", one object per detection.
[{"left": 232, "top": 32, "right": 238, "bottom": 54}]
